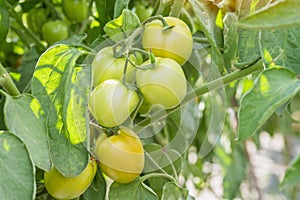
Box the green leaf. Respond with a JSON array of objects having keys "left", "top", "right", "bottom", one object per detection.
[
  {"left": 81, "top": 169, "right": 107, "bottom": 200},
  {"left": 94, "top": 0, "right": 116, "bottom": 33},
  {"left": 114, "top": 0, "right": 131, "bottom": 18},
  {"left": 109, "top": 178, "right": 158, "bottom": 200},
  {"left": 223, "top": 13, "right": 238, "bottom": 70},
  {"left": 237, "top": 29, "right": 260, "bottom": 63},
  {"left": 281, "top": 154, "right": 300, "bottom": 188},
  {"left": 161, "top": 182, "right": 193, "bottom": 200},
  {"left": 0, "top": 3, "right": 9, "bottom": 47},
  {"left": 104, "top": 9, "right": 140, "bottom": 42},
  {"left": 238, "top": 0, "right": 300, "bottom": 29},
  {"left": 260, "top": 26, "right": 300, "bottom": 74},
  {"left": 31, "top": 44, "right": 90, "bottom": 176},
  {"left": 0, "top": 131, "right": 35, "bottom": 200},
  {"left": 237, "top": 68, "right": 300, "bottom": 140},
  {"left": 3, "top": 93, "right": 52, "bottom": 171}
]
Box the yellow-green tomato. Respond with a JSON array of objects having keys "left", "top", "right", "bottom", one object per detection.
[
  {"left": 136, "top": 57, "right": 187, "bottom": 109},
  {"left": 44, "top": 160, "right": 97, "bottom": 200},
  {"left": 88, "top": 79, "right": 140, "bottom": 127},
  {"left": 62, "top": 0, "right": 88, "bottom": 23},
  {"left": 91, "top": 46, "right": 137, "bottom": 87},
  {"left": 95, "top": 127, "right": 144, "bottom": 183},
  {"left": 142, "top": 16, "right": 193, "bottom": 65}
]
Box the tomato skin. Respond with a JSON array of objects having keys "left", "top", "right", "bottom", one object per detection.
[
  {"left": 136, "top": 57, "right": 187, "bottom": 109},
  {"left": 142, "top": 17, "right": 193, "bottom": 65},
  {"left": 88, "top": 79, "right": 140, "bottom": 127},
  {"left": 92, "top": 46, "right": 136, "bottom": 87},
  {"left": 62, "top": 0, "right": 88, "bottom": 23},
  {"left": 26, "top": 8, "right": 48, "bottom": 34},
  {"left": 44, "top": 160, "right": 97, "bottom": 200},
  {"left": 95, "top": 127, "right": 144, "bottom": 183},
  {"left": 41, "top": 20, "right": 68, "bottom": 45}
]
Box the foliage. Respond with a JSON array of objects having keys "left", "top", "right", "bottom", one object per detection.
[{"left": 0, "top": 0, "right": 300, "bottom": 199}]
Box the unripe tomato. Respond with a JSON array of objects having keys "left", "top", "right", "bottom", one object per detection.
[
  {"left": 142, "top": 17, "right": 193, "bottom": 65},
  {"left": 136, "top": 57, "right": 187, "bottom": 109},
  {"left": 62, "top": 0, "right": 88, "bottom": 23},
  {"left": 44, "top": 160, "right": 97, "bottom": 200},
  {"left": 95, "top": 127, "right": 144, "bottom": 183},
  {"left": 91, "top": 46, "right": 136, "bottom": 87},
  {"left": 88, "top": 79, "right": 140, "bottom": 127},
  {"left": 41, "top": 20, "right": 68, "bottom": 45}
]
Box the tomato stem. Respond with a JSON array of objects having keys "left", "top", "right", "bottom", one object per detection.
[
  {"left": 0, "top": 63, "right": 21, "bottom": 96},
  {"left": 170, "top": 0, "right": 186, "bottom": 18},
  {"left": 140, "top": 172, "right": 177, "bottom": 183}
]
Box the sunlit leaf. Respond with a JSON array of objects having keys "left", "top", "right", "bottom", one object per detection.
[
  {"left": 3, "top": 93, "right": 52, "bottom": 171},
  {"left": 0, "top": 131, "right": 35, "bottom": 200},
  {"left": 238, "top": 68, "right": 300, "bottom": 140},
  {"left": 32, "top": 44, "right": 90, "bottom": 176}
]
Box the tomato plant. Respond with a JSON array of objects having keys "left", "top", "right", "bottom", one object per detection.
[
  {"left": 1, "top": 0, "right": 300, "bottom": 200},
  {"left": 44, "top": 160, "right": 97, "bottom": 199},
  {"left": 95, "top": 127, "right": 144, "bottom": 184},
  {"left": 62, "top": 0, "right": 88, "bottom": 23},
  {"left": 91, "top": 46, "right": 136, "bottom": 87},
  {"left": 88, "top": 79, "right": 140, "bottom": 127},
  {"left": 142, "top": 16, "right": 193, "bottom": 65},
  {"left": 41, "top": 20, "right": 69, "bottom": 45},
  {"left": 136, "top": 57, "right": 187, "bottom": 109}
]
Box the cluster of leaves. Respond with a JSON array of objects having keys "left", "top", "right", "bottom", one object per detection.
[{"left": 0, "top": 0, "right": 300, "bottom": 199}]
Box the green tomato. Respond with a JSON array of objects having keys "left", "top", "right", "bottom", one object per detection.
[
  {"left": 95, "top": 127, "right": 144, "bottom": 183},
  {"left": 44, "top": 160, "right": 97, "bottom": 200},
  {"left": 136, "top": 57, "right": 187, "bottom": 109},
  {"left": 91, "top": 46, "right": 136, "bottom": 87},
  {"left": 26, "top": 8, "right": 48, "bottom": 34},
  {"left": 41, "top": 20, "right": 68, "bottom": 45},
  {"left": 88, "top": 79, "right": 140, "bottom": 127},
  {"left": 135, "top": 4, "right": 153, "bottom": 22},
  {"left": 62, "top": 0, "right": 88, "bottom": 23},
  {"left": 142, "top": 16, "right": 193, "bottom": 65}
]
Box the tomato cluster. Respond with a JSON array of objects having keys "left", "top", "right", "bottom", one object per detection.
[{"left": 88, "top": 16, "right": 193, "bottom": 184}]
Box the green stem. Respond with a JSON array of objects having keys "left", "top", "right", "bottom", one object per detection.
[
  {"left": 4, "top": 1, "right": 45, "bottom": 52},
  {"left": 140, "top": 172, "right": 176, "bottom": 183},
  {"left": 134, "top": 59, "right": 264, "bottom": 130},
  {"left": 0, "top": 63, "right": 21, "bottom": 96},
  {"left": 170, "top": 0, "right": 185, "bottom": 18}
]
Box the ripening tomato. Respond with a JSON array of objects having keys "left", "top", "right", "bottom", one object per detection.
[
  {"left": 88, "top": 79, "right": 140, "bottom": 127},
  {"left": 136, "top": 57, "right": 187, "bottom": 109},
  {"left": 91, "top": 46, "right": 136, "bottom": 87},
  {"left": 95, "top": 127, "right": 144, "bottom": 183},
  {"left": 142, "top": 16, "right": 193, "bottom": 65},
  {"left": 44, "top": 160, "right": 97, "bottom": 200}
]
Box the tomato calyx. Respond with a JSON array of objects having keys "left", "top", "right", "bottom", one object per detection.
[
  {"left": 103, "top": 127, "right": 120, "bottom": 137},
  {"left": 142, "top": 15, "right": 175, "bottom": 32}
]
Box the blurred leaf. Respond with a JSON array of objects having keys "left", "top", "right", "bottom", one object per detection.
[
  {"left": 20, "top": 0, "right": 42, "bottom": 12},
  {"left": 260, "top": 26, "right": 300, "bottom": 74},
  {"left": 0, "top": 3, "right": 9, "bottom": 47},
  {"left": 161, "top": 182, "right": 193, "bottom": 200},
  {"left": 238, "top": 0, "right": 300, "bottom": 29},
  {"left": 3, "top": 93, "right": 52, "bottom": 171},
  {"left": 222, "top": 145, "right": 247, "bottom": 199},
  {"left": 0, "top": 131, "right": 35, "bottom": 200},
  {"left": 238, "top": 68, "right": 300, "bottom": 140},
  {"left": 109, "top": 178, "right": 158, "bottom": 200},
  {"left": 81, "top": 169, "right": 106, "bottom": 200},
  {"left": 32, "top": 44, "right": 90, "bottom": 176},
  {"left": 114, "top": 0, "right": 130, "bottom": 18},
  {"left": 104, "top": 9, "right": 140, "bottom": 42},
  {"left": 281, "top": 154, "right": 300, "bottom": 188},
  {"left": 10, "top": 47, "right": 39, "bottom": 92},
  {"left": 223, "top": 13, "right": 238, "bottom": 71},
  {"left": 95, "top": 0, "right": 116, "bottom": 33}
]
